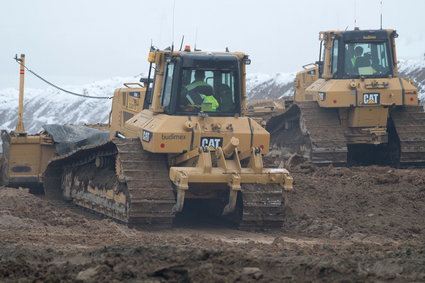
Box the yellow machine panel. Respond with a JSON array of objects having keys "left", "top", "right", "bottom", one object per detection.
[
  {"left": 109, "top": 84, "right": 146, "bottom": 138},
  {"left": 1, "top": 55, "right": 57, "bottom": 188},
  {"left": 126, "top": 113, "right": 270, "bottom": 154},
  {"left": 348, "top": 107, "right": 388, "bottom": 128},
  {"left": 2, "top": 134, "right": 56, "bottom": 186}
]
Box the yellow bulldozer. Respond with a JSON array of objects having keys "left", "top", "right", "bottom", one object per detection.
[
  {"left": 2, "top": 50, "right": 293, "bottom": 230},
  {"left": 252, "top": 28, "right": 424, "bottom": 167}
]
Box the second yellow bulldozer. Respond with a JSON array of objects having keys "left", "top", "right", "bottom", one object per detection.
[{"left": 254, "top": 28, "right": 424, "bottom": 167}]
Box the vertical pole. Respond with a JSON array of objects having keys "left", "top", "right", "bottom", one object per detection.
[
  {"left": 15, "top": 54, "right": 26, "bottom": 134},
  {"left": 354, "top": 0, "right": 357, "bottom": 28}
]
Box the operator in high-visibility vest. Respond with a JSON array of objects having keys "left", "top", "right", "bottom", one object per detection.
[
  {"left": 351, "top": 46, "right": 364, "bottom": 67},
  {"left": 351, "top": 46, "right": 377, "bottom": 75},
  {"left": 183, "top": 70, "right": 219, "bottom": 112}
]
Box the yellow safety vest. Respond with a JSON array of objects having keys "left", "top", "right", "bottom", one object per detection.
[
  {"left": 185, "top": 81, "right": 219, "bottom": 112},
  {"left": 185, "top": 81, "right": 210, "bottom": 91},
  {"left": 201, "top": 95, "right": 219, "bottom": 111}
]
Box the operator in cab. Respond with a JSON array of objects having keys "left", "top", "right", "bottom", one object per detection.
[
  {"left": 349, "top": 45, "right": 380, "bottom": 75},
  {"left": 182, "top": 70, "right": 219, "bottom": 112},
  {"left": 351, "top": 46, "right": 364, "bottom": 67}
]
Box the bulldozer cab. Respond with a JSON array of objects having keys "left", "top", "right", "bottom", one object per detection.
[
  {"left": 294, "top": 28, "right": 418, "bottom": 110},
  {"left": 109, "top": 49, "right": 271, "bottom": 156},
  {"left": 109, "top": 50, "right": 253, "bottom": 142},
  {"left": 318, "top": 29, "right": 398, "bottom": 79},
  {"left": 156, "top": 52, "right": 242, "bottom": 116}
]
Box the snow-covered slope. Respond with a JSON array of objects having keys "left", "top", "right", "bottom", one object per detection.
[
  {"left": 0, "top": 76, "right": 139, "bottom": 134},
  {"left": 399, "top": 57, "right": 425, "bottom": 97},
  {"left": 1, "top": 56, "right": 424, "bottom": 137},
  {"left": 246, "top": 72, "right": 295, "bottom": 100},
  {"left": 0, "top": 73, "right": 294, "bottom": 135}
]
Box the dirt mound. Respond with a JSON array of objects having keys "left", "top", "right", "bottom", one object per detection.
[
  {"left": 0, "top": 163, "right": 425, "bottom": 282},
  {"left": 284, "top": 165, "right": 425, "bottom": 241},
  {"left": 1, "top": 241, "right": 425, "bottom": 282}
]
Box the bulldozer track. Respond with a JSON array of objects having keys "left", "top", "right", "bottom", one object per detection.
[
  {"left": 391, "top": 105, "right": 425, "bottom": 167},
  {"left": 44, "top": 138, "right": 287, "bottom": 230},
  {"left": 298, "top": 102, "right": 347, "bottom": 166},
  {"left": 44, "top": 198, "right": 105, "bottom": 221},
  {"left": 239, "top": 183, "right": 284, "bottom": 230},
  {"left": 269, "top": 101, "right": 347, "bottom": 167},
  {"left": 45, "top": 138, "right": 176, "bottom": 229},
  {"left": 112, "top": 139, "right": 176, "bottom": 228}
]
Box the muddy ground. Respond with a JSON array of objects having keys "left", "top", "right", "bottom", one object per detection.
[{"left": 1, "top": 164, "right": 425, "bottom": 282}]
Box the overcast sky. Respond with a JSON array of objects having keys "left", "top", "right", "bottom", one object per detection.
[{"left": 1, "top": 0, "right": 425, "bottom": 88}]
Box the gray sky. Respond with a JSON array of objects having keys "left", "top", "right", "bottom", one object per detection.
[{"left": 1, "top": 0, "right": 425, "bottom": 88}]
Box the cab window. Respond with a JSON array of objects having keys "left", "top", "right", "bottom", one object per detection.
[
  {"left": 177, "top": 69, "right": 238, "bottom": 115},
  {"left": 343, "top": 42, "right": 391, "bottom": 77},
  {"left": 161, "top": 62, "right": 174, "bottom": 111},
  {"left": 331, "top": 39, "right": 339, "bottom": 75}
]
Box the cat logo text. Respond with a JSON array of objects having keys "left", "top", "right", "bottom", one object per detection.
[{"left": 363, "top": 93, "right": 380, "bottom": 105}]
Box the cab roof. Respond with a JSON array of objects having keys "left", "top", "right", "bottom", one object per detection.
[{"left": 179, "top": 53, "right": 240, "bottom": 69}]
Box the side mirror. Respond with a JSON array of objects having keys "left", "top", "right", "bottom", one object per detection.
[
  {"left": 139, "top": 77, "right": 150, "bottom": 86},
  {"left": 243, "top": 55, "right": 251, "bottom": 65},
  {"left": 315, "top": 61, "right": 324, "bottom": 76}
]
